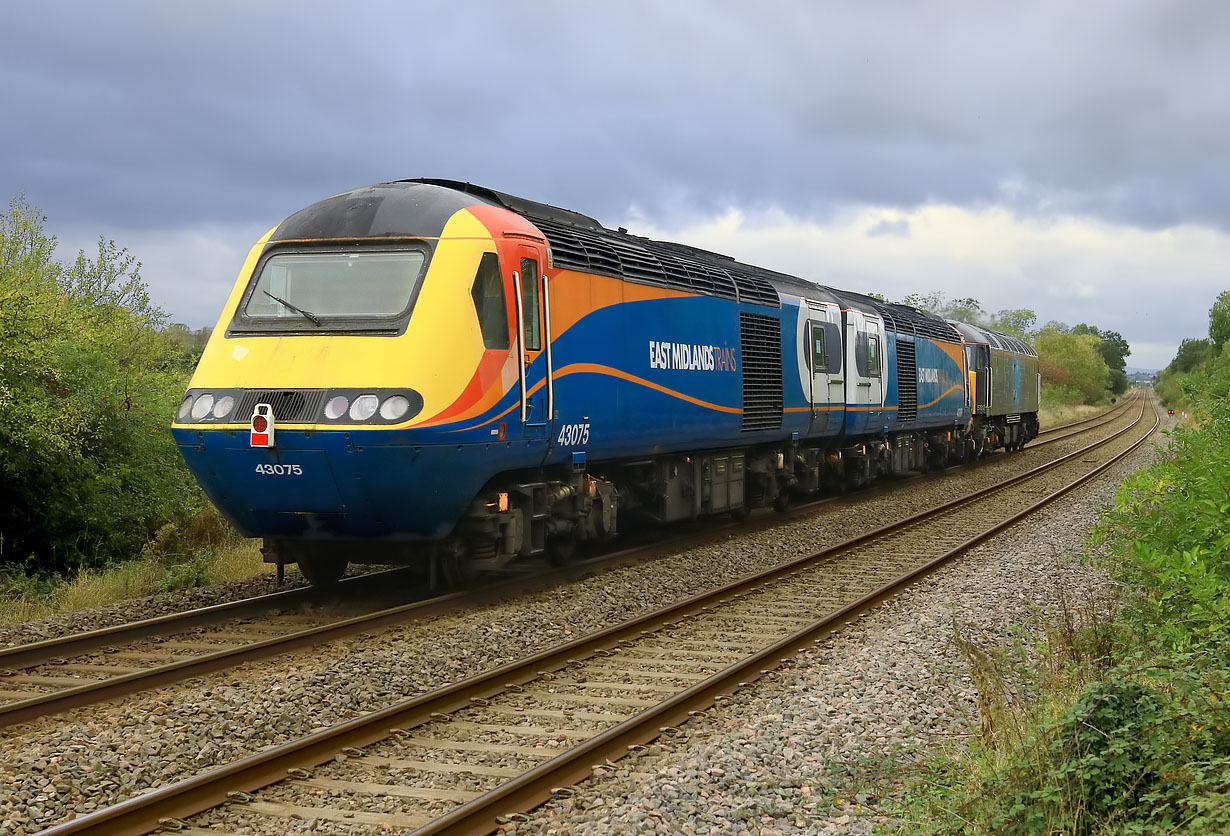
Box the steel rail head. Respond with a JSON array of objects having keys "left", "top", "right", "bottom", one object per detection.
[{"left": 0, "top": 567, "right": 415, "bottom": 670}]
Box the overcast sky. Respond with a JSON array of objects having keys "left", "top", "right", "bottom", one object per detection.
[{"left": 3, "top": 1, "right": 1228, "bottom": 369}]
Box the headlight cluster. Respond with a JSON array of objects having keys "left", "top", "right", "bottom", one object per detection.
[
  {"left": 178, "top": 390, "right": 240, "bottom": 422},
  {"left": 175, "top": 388, "right": 422, "bottom": 425},
  {"left": 320, "top": 392, "right": 417, "bottom": 423}
]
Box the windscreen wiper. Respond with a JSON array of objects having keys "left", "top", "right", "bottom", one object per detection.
[{"left": 262, "top": 290, "right": 321, "bottom": 325}]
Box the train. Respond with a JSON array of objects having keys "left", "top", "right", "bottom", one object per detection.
[{"left": 171, "top": 179, "right": 1040, "bottom": 586}]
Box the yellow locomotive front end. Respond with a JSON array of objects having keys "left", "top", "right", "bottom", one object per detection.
[{"left": 170, "top": 181, "right": 535, "bottom": 583}]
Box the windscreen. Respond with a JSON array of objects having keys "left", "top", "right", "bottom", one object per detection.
[{"left": 241, "top": 250, "right": 427, "bottom": 324}]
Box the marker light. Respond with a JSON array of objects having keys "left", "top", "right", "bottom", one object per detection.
[
  {"left": 324, "top": 396, "right": 349, "bottom": 420},
  {"left": 190, "top": 393, "right": 214, "bottom": 421},
  {"left": 212, "top": 395, "right": 234, "bottom": 419},
  {"left": 250, "top": 402, "right": 274, "bottom": 447},
  {"left": 178, "top": 397, "right": 193, "bottom": 421},
  {"left": 349, "top": 394, "right": 379, "bottom": 421},
  {"left": 379, "top": 395, "right": 411, "bottom": 421}
]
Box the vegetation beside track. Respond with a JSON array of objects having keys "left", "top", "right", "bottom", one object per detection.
[
  {"left": 1, "top": 196, "right": 266, "bottom": 612},
  {"left": 895, "top": 320, "right": 1230, "bottom": 835},
  {"left": 1036, "top": 402, "right": 1102, "bottom": 430}
]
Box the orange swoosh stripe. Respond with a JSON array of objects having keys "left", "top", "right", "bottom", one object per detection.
[
  {"left": 919, "top": 384, "right": 965, "bottom": 410},
  {"left": 444, "top": 363, "right": 742, "bottom": 432},
  {"left": 552, "top": 363, "right": 743, "bottom": 414},
  {"left": 444, "top": 378, "right": 963, "bottom": 434}
]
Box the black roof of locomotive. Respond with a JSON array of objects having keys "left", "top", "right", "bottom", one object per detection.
[
  {"left": 270, "top": 181, "right": 499, "bottom": 241},
  {"left": 270, "top": 179, "right": 1027, "bottom": 353},
  {"left": 948, "top": 321, "right": 1038, "bottom": 356}
]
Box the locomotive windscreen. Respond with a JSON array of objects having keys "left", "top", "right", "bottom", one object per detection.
[{"left": 238, "top": 249, "right": 427, "bottom": 327}]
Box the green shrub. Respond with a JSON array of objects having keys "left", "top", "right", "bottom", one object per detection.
[
  {"left": 0, "top": 195, "right": 204, "bottom": 573},
  {"left": 969, "top": 674, "right": 1230, "bottom": 836}
]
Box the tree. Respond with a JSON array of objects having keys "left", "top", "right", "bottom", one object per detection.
[
  {"left": 1071, "top": 324, "right": 1130, "bottom": 373},
  {"left": 898, "top": 292, "right": 987, "bottom": 326},
  {"left": 1098, "top": 330, "right": 1130, "bottom": 372},
  {"left": 900, "top": 291, "right": 942, "bottom": 312},
  {"left": 991, "top": 308, "right": 1036, "bottom": 338},
  {"left": 1169, "top": 338, "right": 1214, "bottom": 374},
  {"left": 0, "top": 196, "right": 202, "bottom": 573},
  {"left": 1032, "top": 327, "right": 1112, "bottom": 403},
  {"left": 1209, "top": 290, "right": 1230, "bottom": 351},
  {"left": 944, "top": 297, "right": 987, "bottom": 326}
]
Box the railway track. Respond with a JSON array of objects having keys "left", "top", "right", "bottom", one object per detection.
[
  {"left": 37, "top": 393, "right": 1159, "bottom": 836},
  {"left": 0, "top": 392, "right": 1142, "bottom": 730}
]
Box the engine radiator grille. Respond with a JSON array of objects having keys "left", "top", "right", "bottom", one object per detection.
[
  {"left": 235, "top": 390, "right": 327, "bottom": 423},
  {"left": 896, "top": 339, "right": 918, "bottom": 422},
  {"left": 740, "top": 313, "right": 783, "bottom": 431}
]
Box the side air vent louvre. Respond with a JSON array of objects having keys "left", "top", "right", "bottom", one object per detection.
[
  {"left": 740, "top": 313, "right": 783, "bottom": 432},
  {"left": 896, "top": 340, "right": 918, "bottom": 422}
]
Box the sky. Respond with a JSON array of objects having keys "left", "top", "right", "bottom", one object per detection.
[{"left": 2, "top": 1, "right": 1228, "bottom": 370}]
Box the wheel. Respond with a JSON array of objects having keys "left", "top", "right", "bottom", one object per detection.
[
  {"left": 773, "top": 492, "right": 791, "bottom": 513},
  {"left": 729, "top": 503, "right": 751, "bottom": 521},
  {"left": 545, "top": 532, "right": 578, "bottom": 566},
  {"left": 296, "top": 553, "right": 348, "bottom": 587},
  {"left": 437, "top": 540, "right": 474, "bottom": 590}
]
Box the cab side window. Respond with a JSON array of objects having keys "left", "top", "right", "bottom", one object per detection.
[
  {"left": 520, "top": 258, "right": 541, "bottom": 351},
  {"left": 867, "top": 335, "right": 881, "bottom": 377},
  {"left": 809, "top": 321, "right": 826, "bottom": 371},
  {"left": 470, "top": 253, "right": 509, "bottom": 349}
]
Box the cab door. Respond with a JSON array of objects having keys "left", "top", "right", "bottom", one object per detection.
[
  {"left": 845, "top": 309, "right": 885, "bottom": 432},
  {"left": 967, "top": 344, "right": 990, "bottom": 413},
  {"left": 511, "top": 242, "right": 554, "bottom": 441},
  {"left": 806, "top": 303, "right": 843, "bottom": 435}
]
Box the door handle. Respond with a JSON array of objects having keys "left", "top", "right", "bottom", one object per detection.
[
  {"left": 857, "top": 381, "right": 872, "bottom": 387},
  {"left": 828, "top": 378, "right": 843, "bottom": 384}
]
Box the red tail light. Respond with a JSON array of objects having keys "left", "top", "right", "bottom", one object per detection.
[{"left": 251, "top": 404, "right": 274, "bottom": 448}]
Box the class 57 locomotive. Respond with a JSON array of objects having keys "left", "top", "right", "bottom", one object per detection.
[{"left": 171, "top": 179, "right": 1039, "bottom": 587}]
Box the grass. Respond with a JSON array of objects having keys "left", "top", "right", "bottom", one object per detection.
[
  {"left": 1037, "top": 402, "right": 1104, "bottom": 430},
  {"left": 0, "top": 509, "right": 267, "bottom": 627}
]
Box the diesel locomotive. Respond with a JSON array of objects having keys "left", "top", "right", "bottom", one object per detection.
[{"left": 172, "top": 179, "right": 1040, "bottom": 586}]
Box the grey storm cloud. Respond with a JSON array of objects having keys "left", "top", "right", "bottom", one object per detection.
[{"left": 2, "top": 0, "right": 1229, "bottom": 233}]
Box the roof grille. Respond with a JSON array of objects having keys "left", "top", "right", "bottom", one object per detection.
[{"left": 528, "top": 215, "right": 780, "bottom": 308}]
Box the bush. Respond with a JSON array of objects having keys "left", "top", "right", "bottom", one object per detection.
[
  {"left": 973, "top": 674, "right": 1230, "bottom": 836},
  {"left": 0, "top": 196, "right": 204, "bottom": 573}
]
